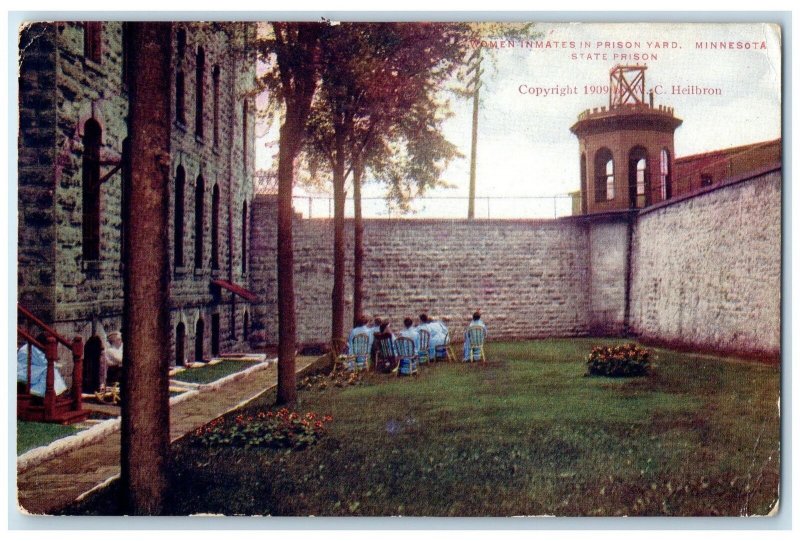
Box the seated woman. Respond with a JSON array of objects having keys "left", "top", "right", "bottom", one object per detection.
[
  {"left": 420, "top": 313, "right": 448, "bottom": 360},
  {"left": 103, "top": 331, "right": 124, "bottom": 386},
  {"left": 397, "top": 317, "right": 420, "bottom": 353},
  {"left": 347, "top": 315, "right": 373, "bottom": 355},
  {"left": 463, "top": 310, "right": 487, "bottom": 362},
  {"left": 372, "top": 322, "right": 398, "bottom": 374}
]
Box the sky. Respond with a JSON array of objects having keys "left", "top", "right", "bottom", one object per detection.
[{"left": 255, "top": 22, "right": 782, "bottom": 219}]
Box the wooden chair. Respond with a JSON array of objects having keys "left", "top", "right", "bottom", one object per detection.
[
  {"left": 395, "top": 336, "right": 418, "bottom": 376},
  {"left": 345, "top": 333, "right": 371, "bottom": 372},
  {"left": 417, "top": 329, "right": 430, "bottom": 365},
  {"left": 435, "top": 331, "right": 457, "bottom": 362},
  {"left": 465, "top": 325, "right": 487, "bottom": 362},
  {"left": 374, "top": 334, "right": 398, "bottom": 374},
  {"left": 330, "top": 337, "right": 348, "bottom": 372}
]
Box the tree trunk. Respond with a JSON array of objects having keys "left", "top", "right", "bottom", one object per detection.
[
  {"left": 352, "top": 157, "right": 364, "bottom": 326},
  {"left": 272, "top": 22, "right": 321, "bottom": 406},
  {"left": 121, "top": 22, "right": 172, "bottom": 515},
  {"left": 276, "top": 113, "right": 299, "bottom": 406},
  {"left": 330, "top": 123, "right": 347, "bottom": 343}
]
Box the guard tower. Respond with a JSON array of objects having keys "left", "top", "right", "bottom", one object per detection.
[{"left": 570, "top": 65, "right": 682, "bottom": 215}]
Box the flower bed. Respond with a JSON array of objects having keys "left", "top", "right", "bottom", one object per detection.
[
  {"left": 193, "top": 408, "right": 333, "bottom": 450},
  {"left": 585, "top": 343, "right": 652, "bottom": 377},
  {"left": 298, "top": 369, "right": 364, "bottom": 391}
]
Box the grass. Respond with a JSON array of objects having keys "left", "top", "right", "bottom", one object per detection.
[
  {"left": 171, "top": 360, "right": 258, "bottom": 385},
  {"left": 17, "top": 421, "right": 81, "bottom": 455},
  {"left": 68, "top": 339, "right": 780, "bottom": 517}
]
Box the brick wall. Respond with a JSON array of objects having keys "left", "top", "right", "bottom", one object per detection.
[{"left": 629, "top": 169, "right": 781, "bottom": 359}]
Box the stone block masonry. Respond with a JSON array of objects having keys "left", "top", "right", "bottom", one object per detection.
[
  {"left": 252, "top": 198, "right": 592, "bottom": 344},
  {"left": 251, "top": 167, "right": 780, "bottom": 361},
  {"left": 629, "top": 168, "right": 781, "bottom": 359},
  {"left": 17, "top": 22, "right": 258, "bottom": 385}
]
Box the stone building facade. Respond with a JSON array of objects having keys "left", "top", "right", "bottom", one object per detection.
[{"left": 18, "top": 22, "right": 257, "bottom": 385}]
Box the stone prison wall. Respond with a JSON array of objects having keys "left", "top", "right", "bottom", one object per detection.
[
  {"left": 250, "top": 168, "right": 780, "bottom": 360},
  {"left": 251, "top": 198, "right": 592, "bottom": 344},
  {"left": 629, "top": 167, "right": 781, "bottom": 360}
]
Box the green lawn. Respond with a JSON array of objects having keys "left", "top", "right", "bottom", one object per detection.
[
  {"left": 71, "top": 339, "right": 781, "bottom": 516},
  {"left": 17, "top": 421, "right": 80, "bottom": 455},
  {"left": 171, "top": 360, "right": 258, "bottom": 385}
]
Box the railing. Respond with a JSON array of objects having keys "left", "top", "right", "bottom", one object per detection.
[
  {"left": 291, "top": 194, "right": 576, "bottom": 220},
  {"left": 17, "top": 303, "right": 85, "bottom": 422}
]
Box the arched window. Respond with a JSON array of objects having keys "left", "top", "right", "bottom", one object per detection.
[
  {"left": 82, "top": 119, "right": 102, "bottom": 260},
  {"left": 175, "top": 322, "right": 186, "bottom": 367},
  {"left": 212, "top": 65, "right": 220, "bottom": 147},
  {"left": 176, "top": 28, "right": 186, "bottom": 59},
  {"left": 175, "top": 70, "right": 185, "bottom": 126},
  {"left": 195, "top": 318, "right": 204, "bottom": 362},
  {"left": 628, "top": 146, "right": 648, "bottom": 208},
  {"left": 243, "top": 310, "right": 249, "bottom": 342},
  {"left": 84, "top": 335, "right": 104, "bottom": 392},
  {"left": 174, "top": 166, "right": 185, "bottom": 268},
  {"left": 660, "top": 148, "right": 672, "bottom": 200},
  {"left": 594, "top": 148, "right": 614, "bottom": 202},
  {"left": 211, "top": 183, "right": 220, "bottom": 270},
  {"left": 194, "top": 175, "right": 204, "bottom": 269},
  {"left": 121, "top": 23, "right": 132, "bottom": 88},
  {"left": 242, "top": 100, "right": 249, "bottom": 175},
  {"left": 241, "top": 202, "right": 248, "bottom": 274},
  {"left": 84, "top": 22, "right": 102, "bottom": 63},
  {"left": 636, "top": 158, "right": 646, "bottom": 200},
  {"left": 195, "top": 47, "right": 205, "bottom": 138}
]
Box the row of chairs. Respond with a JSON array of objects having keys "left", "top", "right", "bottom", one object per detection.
[{"left": 337, "top": 326, "right": 487, "bottom": 376}]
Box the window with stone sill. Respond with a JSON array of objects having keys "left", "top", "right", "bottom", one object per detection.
[
  {"left": 83, "top": 22, "right": 102, "bottom": 64},
  {"left": 82, "top": 118, "right": 102, "bottom": 261},
  {"left": 194, "top": 174, "right": 204, "bottom": 269},
  {"left": 195, "top": 47, "right": 205, "bottom": 139},
  {"left": 175, "top": 70, "right": 186, "bottom": 127}
]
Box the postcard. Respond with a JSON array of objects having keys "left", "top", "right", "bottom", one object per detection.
[{"left": 14, "top": 19, "right": 782, "bottom": 520}]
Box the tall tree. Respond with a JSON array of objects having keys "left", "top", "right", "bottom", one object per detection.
[
  {"left": 121, "top": 22, "right": 172, "bottom": 515},
  {"left": 305, "top": 23, "right": 468, "bottom": 336},
  {"left": 257, "top": 23, "right": 323, "bottom": 404}
]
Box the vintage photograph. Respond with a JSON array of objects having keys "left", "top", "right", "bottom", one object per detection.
[{"left": 14, "top": 19, "right": 781, "bottom": 518}]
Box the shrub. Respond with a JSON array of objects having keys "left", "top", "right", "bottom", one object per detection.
[
  {"left": 585, "top": 343, "right": 652, "bottom": 377},
  {"left": 298, "top": 368, "right": 364, "bottom": 391},
  {"left": 193, "top": 409, "right": 333, "bottom": 450}
]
